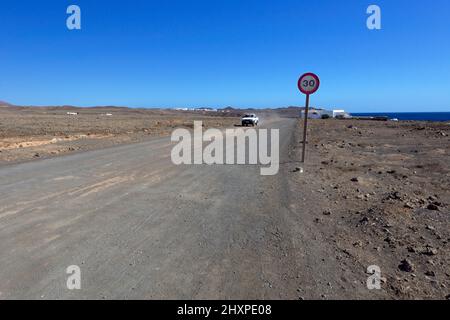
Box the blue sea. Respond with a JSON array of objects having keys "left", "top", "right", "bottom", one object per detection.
[{"left": 350, "top": 112, "right": 450, "bottom": 122}]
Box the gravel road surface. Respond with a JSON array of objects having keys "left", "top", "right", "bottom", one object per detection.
[{"left": 0, "top": 117, "right": 315, "bottom": 299}]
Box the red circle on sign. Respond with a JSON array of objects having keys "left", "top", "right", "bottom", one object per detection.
[{"left": 298, "top": 73, "right": 320, "bottom": 95}]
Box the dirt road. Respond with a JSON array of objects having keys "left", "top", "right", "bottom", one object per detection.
[
  {"left": 0, "top": 117, "right": 314, "bottom": 299},
  {"left": 2, "top": 116, "right": 448, "bottom": 300}
]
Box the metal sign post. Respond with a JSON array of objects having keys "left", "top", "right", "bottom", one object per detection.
[
  {"left": 297, "top": 72, "right": 320, "bottom": 163},
  {"left": 301, "top": 94, "right": 310, "bottom": 163}
]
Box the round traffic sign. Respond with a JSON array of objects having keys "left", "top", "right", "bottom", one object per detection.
[{"left": 298, "top": 73, "right": 320, "bottom": 95}]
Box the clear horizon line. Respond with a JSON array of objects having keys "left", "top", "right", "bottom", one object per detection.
[{"left": 1, "top": 101, "right": 449, "bottom": 113}]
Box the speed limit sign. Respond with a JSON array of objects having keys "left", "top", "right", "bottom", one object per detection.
[
  {"left": 297, "top": 72, "right": 320, "bottom": 163},
  {"left": 298, "top": 72, "right": 320, "bottom": 95}
]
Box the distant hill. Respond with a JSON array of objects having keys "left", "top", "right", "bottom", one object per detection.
[
  {"left": 0, "top": 100, "right": 14, "bottom": 107},
  {"left": 0, "top": 103, "right": 131, "bottom": 111}
]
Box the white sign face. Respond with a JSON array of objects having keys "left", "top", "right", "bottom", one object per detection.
[{"left": 298, "top": 73, "right": 320, "bottom": 95}]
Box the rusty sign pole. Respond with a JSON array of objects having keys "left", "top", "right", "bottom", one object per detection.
[
  {"left": 297, "top": 72, "right": 320, "bottom": 163},
  {"left": 301, "top": 94, "right": 310, "bottom": 163}
]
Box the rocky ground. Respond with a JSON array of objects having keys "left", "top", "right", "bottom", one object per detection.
[{"left": 288, "top": 119, "right": 450, "bottom": 299}]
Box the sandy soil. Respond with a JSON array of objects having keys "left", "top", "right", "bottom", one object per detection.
[
  {"left": 288, "top": 119, "right": 450, "bottom": 299},
  {"left": 0, "top": 106, "right": 239, "bottom": 165},
  {"left": 1, "top": 105, "right": 449, "bottom": 299}
]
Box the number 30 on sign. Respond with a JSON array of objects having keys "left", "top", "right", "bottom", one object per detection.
[{"left": 298, "top": 73, "right": 320, "bottom": 95}]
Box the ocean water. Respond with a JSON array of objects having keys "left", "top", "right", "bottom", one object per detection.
[{"left": 350, "top": 112, "right": 450, "bottom": 122}]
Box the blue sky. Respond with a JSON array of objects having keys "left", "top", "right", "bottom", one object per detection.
[{"left": 1, "top": 0, "right": 450, "bottom": 112}]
